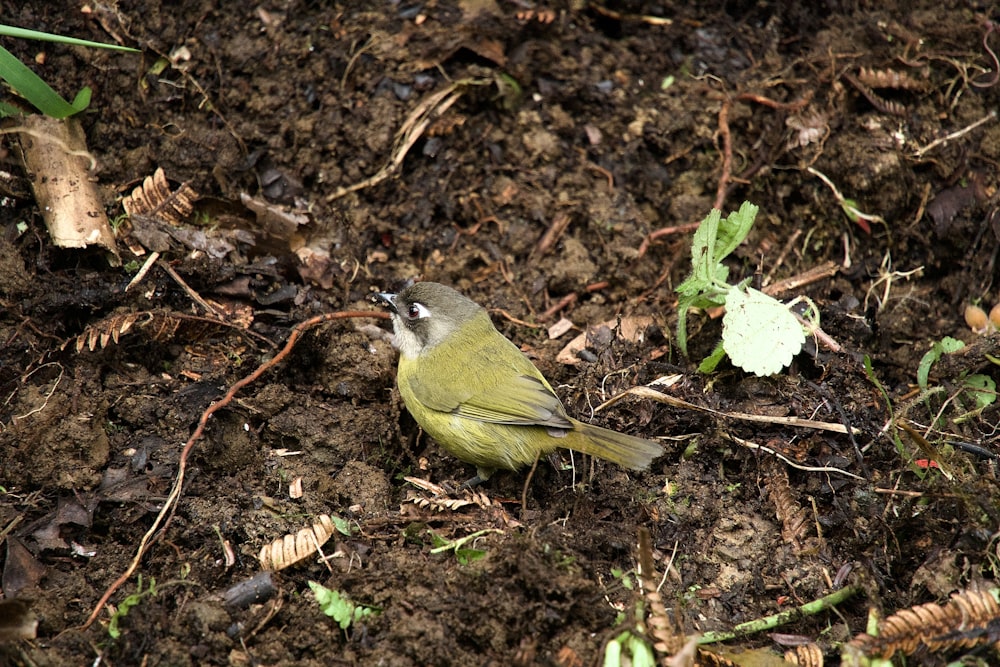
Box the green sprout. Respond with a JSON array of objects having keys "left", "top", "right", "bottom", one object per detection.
[
  {"left": 0, "top": 24, "right": 138, "bottom": 118},
  {"left": 308, "top": 581, "right": 379, "bottom": 631},
  {"left": 429, "top": 528, "right": 502, "bottom": 565},
  {"left": 108, "top": 575, "right": 156, "bottom": 639},
  {"left": 675, "top": 202, "right": 806, "bottom": 376}
]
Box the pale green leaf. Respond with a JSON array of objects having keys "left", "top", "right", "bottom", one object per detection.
[{"left": 722, "top": 286, "right": 805, "bottom": 376}]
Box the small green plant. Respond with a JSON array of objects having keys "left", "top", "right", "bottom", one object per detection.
[
  {"left": 308, "top": 581, "right": 379, "bottom": 631},
  {"left": 108, "top": 575, "right": 156, "bottom": 639},
  {"left": 0, "top": 24, "right": 138, "bottom": 118},
  {"left": 429, "top": 528, "right": 502, "bottom": 565},
  {"left": 675, "top": 202, "right": 807, "bottom": 376},
  {"left": 917, "top": 336, "right": 997, "bottom": 413},
  {"left": 603, "top": 629, "right": 656, "bottom": 667}
]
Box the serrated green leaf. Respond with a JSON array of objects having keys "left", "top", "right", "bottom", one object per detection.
[
  {"left": 714, "top": 201, "right": 758, "bottom": 260},
  {"left": 722, "top": 286, "right": 805, "bottom": 376},
  {"left": 309, "top": 581, "right": 378, "bottom": 630},
  {"left": 688, "top": 208, "right": 721, "bottom": 283}
]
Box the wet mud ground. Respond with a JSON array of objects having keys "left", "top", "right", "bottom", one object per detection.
[{"left": 1, "top": 1, "right": 1000, "bottom": 665}]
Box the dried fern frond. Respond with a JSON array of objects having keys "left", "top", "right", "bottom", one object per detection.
[
  {"left": 764, "top": 457, "right": 811, "bottom": 551},
  {"left": 258, "top": 515, "right": 337, "bottom": 571},
  {"left": 856, "top": 67, "right": 926, "bottom": 91},
  {"left": 122, "top": 167, "right": 198, "bottom": 225},
  {"left": 848, "top": 586, "right": 1000, "bottom": 659},
  {"left": 405, "top": 491, "right": 474, "bottom": 513},
  {"left": 66, "top": 310, "right": 241, "bottom": 353}
]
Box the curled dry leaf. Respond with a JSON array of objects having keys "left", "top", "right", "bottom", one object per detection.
[
  {"left": 556, "top": 316, "right": 653, "bottom": 365},
  {"left": 258, "top": 514, "right": 336, "bottom": 571}
]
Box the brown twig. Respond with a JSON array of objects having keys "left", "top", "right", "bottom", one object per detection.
[
  {"left": 713, "top": 98, "right": 733, "bottom": 212},
  {"left": 637, "top": 220, "right": 699, "bottom": 258},
  {"left": 532, "top": 213, "right": 572, "bottom": 258},
  {"left": 538, "top": 293, "right": 577, "bottom": 322},
  {"left": 491, "top": 309, "right": 544, "bottom": 329},
  {"left": 735, "top": 91, "right": 813, "bottom": 112},
  {"left": 159, "top": 260, "right": 224, "bottom": 318},
  {"left": 78, "top": 309, "right": 389, "bottom": 632}
]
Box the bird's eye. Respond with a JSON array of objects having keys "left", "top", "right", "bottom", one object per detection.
[{"left": 406, "top": 302, "right": 430, "bottom": 319}]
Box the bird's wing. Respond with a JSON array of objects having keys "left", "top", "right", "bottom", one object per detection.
[{"left": 409, "top": 371, "right": 573, "bottom": 429}]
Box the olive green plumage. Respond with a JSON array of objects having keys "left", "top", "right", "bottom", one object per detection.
[{"left": 378, "top": 282, "right": 663, "bottom": 482}]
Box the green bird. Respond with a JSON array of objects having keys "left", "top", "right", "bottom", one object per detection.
[{"left": 377, "top": 282, "right": 663, "bottom": 484}]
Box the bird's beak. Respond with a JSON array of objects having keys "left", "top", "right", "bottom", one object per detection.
[{"left": 375, "top": 292, "right": 398, "bottom": 314}]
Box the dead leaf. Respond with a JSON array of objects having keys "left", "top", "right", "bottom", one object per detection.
[{"left": 556, "top": 316, "right": 654, "bottom": 364}]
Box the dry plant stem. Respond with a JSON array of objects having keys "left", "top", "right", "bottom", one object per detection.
[
  {"left": 159, "top": 259, "right": 222, "bottom": 317},
  {"left": 538, "top": 292, "right": 576, "bottom": 322},
  {"left": 637, "top": 220, "right": 699, "bottom": 258},
  {"left": 726, "top": 433, "right": 864, "bottom": 480},
  {"left": 911, "top": 109, "right": 998, "bottom": 158},
  {"left": 124, "top": 251, "right": 160, "bottom": 292},
  {"left": 735, "top": 91, "right": 812, "bottom": 112},
  {"left": 16, "top": 116, "right": 119, "bottom": 262},
  {"left": 598, "top": 385, "right": 861, "bottom": 436},
  {"left": 79, "top": 309, "right": 390, "bottom": 632},
  {"left": 971, "top": 20, "right": 999, "bottom": 88},
  {"left": 761, "top": 261, "right": 839, "bottom": 299}
]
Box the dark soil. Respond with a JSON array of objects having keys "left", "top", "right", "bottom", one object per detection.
[{"left": 2, "top": 1, "right": 999, "bottom": 665}]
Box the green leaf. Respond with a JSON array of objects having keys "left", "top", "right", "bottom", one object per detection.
[
  {"left": 0, "top": 44, "right": 90, "bottom": 117},
  {"left": 687, "top": 207, "right": 722, "bottom": 284},
  {"left": 917, "top": 337, "right": 966, "bottom": 390},
  {"left": 713, "top": 201, "right": 758, "bottom": 261},
  {"left": 722, "top": 286, "right": 805, "bottom": 376},
  {"left": 329, "top": 514, "right": 353, "bottom": 536},
  {"left": 963, "top": 374, "right": 997, "bottom": 410},
  {"left": 455, "top": 548, "right": 486, "bottom": 565},
  {"left": 697, "top": 341, "right": 727, "bottom": 374},
  {"left": 0, "top": 24, "right": 139, "bottom": 52},
  {"left": 674, "top": 203, "right": 759, "bottom": 357}
]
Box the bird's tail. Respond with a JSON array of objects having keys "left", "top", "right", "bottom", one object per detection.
[{"left": 563, "top": 419, "right": 663, "bottom": 471}]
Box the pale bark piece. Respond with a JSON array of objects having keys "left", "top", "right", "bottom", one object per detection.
[{"left": 18, "top": 114, "right": 119, "bottom": 263}]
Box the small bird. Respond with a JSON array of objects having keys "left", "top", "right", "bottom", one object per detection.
[{"left": 377, "top": 282, "right": 663, "bottom": 484}]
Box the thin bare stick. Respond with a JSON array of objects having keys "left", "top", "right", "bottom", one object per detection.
[
  {"left": 159, "top": 260, "right": 223, "bottom": 318},
  {"left": 124, "top": 251, "right": 160, "bottom": 292},
  {"left": 911, "top": 110, "right": 997, "bottom": 158}
]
